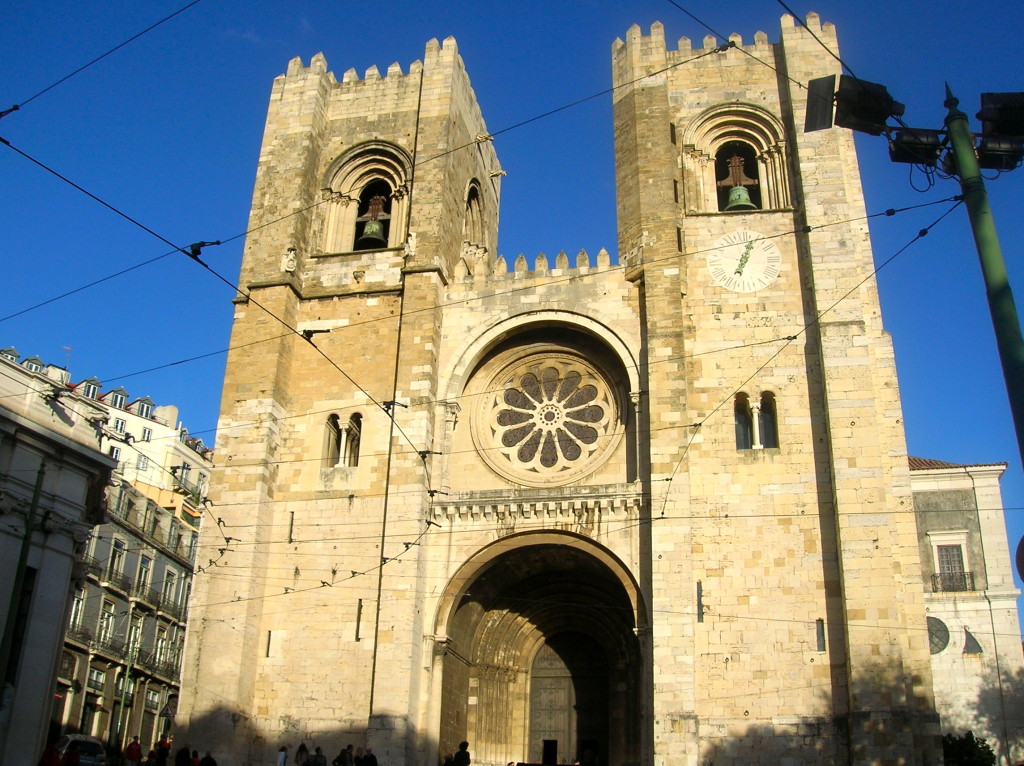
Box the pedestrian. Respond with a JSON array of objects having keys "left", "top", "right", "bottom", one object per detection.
[
  {"left": 333, "top": 744, "right": 354, "bottom": 766},
  {"left": 353, "top": 747, "right": 364, "bottom": 766},
  {"left": 453, "top": 742, "right": 470, "bottom": 766},
  {"left": 176, "top": 744, "right": 192, "bottom": 766},
  {"left": 361, "top": 748, "right": 378, "bottom": 766},
  {"left": 278, "top": 745, "right": 289, "bottom": 766},
  {"left": 156, "top": 737, "right": 171, "bottom": 766},
  {"left": 192, "top": 749, "right": 201, "bottom": 766},
  {"left": 310, "top": 747, "right": 327, "bottom": 766},
  {"left": 296, "top": 743, "right": 309, "bottom": 765},
  {"left": 125, "top": 736, "right": 143, "bottom": 766},
  {"left": 199, "top": 752, "right": 217, "bottom": 766}
]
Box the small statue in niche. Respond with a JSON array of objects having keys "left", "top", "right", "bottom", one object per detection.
[
  {"left": 404, "top": 231, "right": 418, "bottom": 259},
  {"left": 282, "top": 247, "right": 298, "bottom": 273},
  {"left": 353, "top": 270, "right": 365, "bottom": 284}
]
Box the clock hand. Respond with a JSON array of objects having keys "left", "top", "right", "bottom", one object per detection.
[{"left": 734, "top": 240, "right": 756, "bottom": 275}]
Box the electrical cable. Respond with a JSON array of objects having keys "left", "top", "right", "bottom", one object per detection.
[
  {"left": 3, "top": 0, "right": 206, "bottom": 116},
  {"left": 0, "top": 39, "right": 734, "bottom": 328}
]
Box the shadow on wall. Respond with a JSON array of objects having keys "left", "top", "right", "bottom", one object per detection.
[
  {"left": 974, "top": 664, "right": 1024, "bottom": 764},
  {"left": 170, "top": 707, "right": 441, "bottom": 766},
  {"left": 697, "top": 660, "right": 942, "bottom": 766}
]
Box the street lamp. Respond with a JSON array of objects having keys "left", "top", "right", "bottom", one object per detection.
[{"left": 805, "top": 78, "right": 1024, "bottom": 583}]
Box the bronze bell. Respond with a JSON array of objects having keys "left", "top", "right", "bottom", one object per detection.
[
  {"left": 355, "top": 218, "right": 387, "bottom": 250},
  {"left": 724, "top": 186, "right": 758, "bottom": 211}
]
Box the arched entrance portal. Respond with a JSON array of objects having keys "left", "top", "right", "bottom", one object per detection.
[{"left": 437, "top": 537, "right": 642, "bottom": 766}]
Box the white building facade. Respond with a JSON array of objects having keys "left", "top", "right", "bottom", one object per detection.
[{"left": 0, "top": 348, "right": 113, "bottom": 762}]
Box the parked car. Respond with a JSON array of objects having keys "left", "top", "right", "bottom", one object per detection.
[{"left": 55, "top": 734, "right": 106, "bottom": 766}]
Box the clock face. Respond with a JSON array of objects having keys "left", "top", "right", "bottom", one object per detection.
[{"left": 707, "top": 229, "right": 782, "bottom": 293}]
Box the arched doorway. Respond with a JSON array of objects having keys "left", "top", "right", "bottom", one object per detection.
[{"left": 436, "top": 538, "right": 643, "bottom": 766}]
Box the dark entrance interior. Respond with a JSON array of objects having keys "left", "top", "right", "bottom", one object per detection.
[
  {"left": 439, "top": 539, "right": 642, "bottom": 766},
  {"left": 529, "top": 632, "right": 607, "bottom": 765}
]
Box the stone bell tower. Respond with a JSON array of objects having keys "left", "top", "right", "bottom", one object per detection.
[
  {"left": 613, "top": 14, "right": 940, "bottom": 765},
  {"left": 179, "top": 37, "right": 502, "bottom": 763}
]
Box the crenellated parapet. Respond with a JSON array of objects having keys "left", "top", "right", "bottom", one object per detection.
[
  {"left": 611, "top": 12, "right": 834, "bottom": 68},
  {"left": 486, "top": 248, "right": 614, "bottom": 281}
]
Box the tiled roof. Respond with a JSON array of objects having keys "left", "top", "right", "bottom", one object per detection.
[{"left": 908, "top": 456, "right": 1006, "bottom": 471}]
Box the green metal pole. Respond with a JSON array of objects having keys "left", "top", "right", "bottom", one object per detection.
[{"left": 945, "top": 86, "right": 1024, "bottom": 468}]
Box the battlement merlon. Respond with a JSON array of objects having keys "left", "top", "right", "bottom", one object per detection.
[
  {"left": 261, "top": 36, "right": 497, "bottom": 177},
  {"left": 611, "top": 13, "right": 839, "bottom": 92}
]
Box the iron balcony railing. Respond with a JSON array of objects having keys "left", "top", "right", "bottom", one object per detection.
[
  {"left": 932, "top": 571, "right": 975, "bottom": 592},
  {"left": 93, "top": 635, "right": 127, "bottom": 661},
  {"left": 159, "top": 597, "right": 187, "bottom": 623},
  {"left": 154, "top": 658, "right": 181, "bottom": 681},
  {"left": 86, "top": 675, "right": 105, "bottom": 692},
  {"left": 66, "top": 624, "right": 94, "bottom": 646},
  {"left": 132, "top": 583, "right": 161, "bottom": 608},
  {"left": 80, "top": 555, "right": 104, "bottom": 580},
  {"left": 103, "top": 568, "right": 134, "bottom": 594}
]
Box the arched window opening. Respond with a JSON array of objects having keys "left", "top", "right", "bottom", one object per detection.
[
  {"left": 320, "top": 142, "right": 411, "bottom": 255},
  {"left": 344, "top": 413, "right": 362, "bottom": 467},
  {"left": 324, "top": 415, "right": 342, "bottom": 468},
  {"left": 715, "top": 141, "right": 761, "bottom": 211},
  {"left": 736, "top": 391, "right": 780, "bottom": 450},
  {"left": 735, "top": 393, "right": 753, "bottom": 450},
  {"left": 325, "top": 413, "right": 363, "bottom": 468},
  {"left": 758, "top": 392, "right": 779, "bottom": 448},
  {"left": 354, "top": 180, "right": 393, "bottom": 251},
  {"left": 681, "top": 104, "right": 790, "bottom": 214},
  {"left": 464, "top": 183, "right": 484, "bottom": 247}
]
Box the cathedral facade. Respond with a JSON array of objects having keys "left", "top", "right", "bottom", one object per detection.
[{"left": 180, "top": 15, "right": 984, "bottom": 766}]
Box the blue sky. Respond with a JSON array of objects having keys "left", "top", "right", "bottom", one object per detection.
[{"left": 3, "top": 1, "right": 1024, "bottom": 628}]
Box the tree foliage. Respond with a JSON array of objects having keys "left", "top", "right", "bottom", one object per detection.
[{"left": 942, "top": 731, "right": 996, "bottom": 766}]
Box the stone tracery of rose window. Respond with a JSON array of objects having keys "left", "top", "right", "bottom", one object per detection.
[{"left": 475, "top": 354, "right": 619, "bottom": 485}]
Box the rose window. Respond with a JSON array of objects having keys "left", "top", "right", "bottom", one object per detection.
[{"left": 474, "top": 353, "right": 620, "bottom": 485}]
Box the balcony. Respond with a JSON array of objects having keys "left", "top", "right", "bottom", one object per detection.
[
  {"left": 932, "top": 571, "right": 975, "bottom": 593},
  {"left": 103, "top": 568, "right": 134, "bottom": 595},
  {"left": 66, "top": 624, "right": 94, "bottom": 646},
  {"left": 131, "top": 583, "right": 161, "bottom": 608},
  {"left": 135, "top": 648, "right": 158, "bottom": 675},
  {"left": 93, "top": 635, "right": 127, "bottom": 661},
  {"left": 153, "top": 658, "right": 181, "bottom": 681},
  {"left": 158, "top": 597, "right": 187, "bottom": 623},
  {"left": 80, "top": 555, "right": 104, "bottom": 581}
]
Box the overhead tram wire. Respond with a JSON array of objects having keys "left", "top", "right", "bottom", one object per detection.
[
  {"left": 655, "top": 198, "right": 965, "bottom": 518},
  {"left": 0, "top": 186, "right": 954, "bottom": 431},
  {"left": 191, "top": 522, "right": 1024, "bottom": 647},
  {"left": 0, "top": 29, "right": 953, "bottom": 467},
  {"left": 1, "top": 0, "right": 207, "bottom": 118},
  {"left": 0, "top": 138, "right": 427, "bottom": 462},
  {"left": 772, "top": 0, "right": 855, "bottom": 78},
  {"left": 769, "top": 0, "right": 914, "bottom": 133},
  {"left": 0, "top": 22, "right": 936, "bottom": 333},
  {"left": 663, "top": 0, "right": 808, "bottom": 94},
  {"left": 0, "top": 43, "right": 738, "bottom": 327}
]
